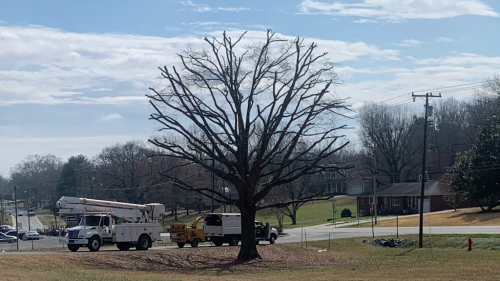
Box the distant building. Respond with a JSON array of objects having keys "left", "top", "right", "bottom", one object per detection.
[{"left": 356, "top": 181, "right": 476, "bottom": 217}]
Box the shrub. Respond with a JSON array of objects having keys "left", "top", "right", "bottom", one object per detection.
[{"left": 341, "top": 208, "right": 352, "bottom": 218}]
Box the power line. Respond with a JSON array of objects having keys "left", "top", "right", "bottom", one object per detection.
[{"left": 412, "top": 81, "right": 483, "bottom": 93}]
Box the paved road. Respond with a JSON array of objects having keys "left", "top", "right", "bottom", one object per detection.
[
  {"left": 1, "top": 226, "right": 500, "bottom": 254},
  {"left": 6, "top": 206, "right": 45, "bottom": 231}
]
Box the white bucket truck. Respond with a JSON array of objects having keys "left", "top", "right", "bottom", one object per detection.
[
  {"left": 57, "top": 196, "right": 165, "bottom": 252},
  {"left": 204, "top": 213, "right": 279, "bottom": 246}
]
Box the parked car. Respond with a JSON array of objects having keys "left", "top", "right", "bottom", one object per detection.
[
  {"left": 0, "top": 232, "right": 17, "bottom": 243},
  {"left": 28, "top": 211, "right": 35, "bottom": 217},
  {"left": 5, "top": 230, "right": 26, "bottom": 240},
  {"left": 22, "top": 231, "right": 40, "bottom": 241},
  {"left": 0, "top": 225, "right": 14, "bottom": 233},
  {"left": 17, "top": 211, "right": 23, "bottom": 216}
]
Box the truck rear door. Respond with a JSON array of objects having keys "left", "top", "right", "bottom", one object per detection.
[{"left": 204, "top": 215, "right": 223, "bottom": 237}]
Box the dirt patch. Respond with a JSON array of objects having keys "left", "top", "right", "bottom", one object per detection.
[{"left": 6, "top": 245, "right": 337, "bottom": 273}]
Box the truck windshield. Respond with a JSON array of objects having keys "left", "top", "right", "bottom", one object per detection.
[{"left": 79, "top": 216, "right": 101, "bottom": 226}]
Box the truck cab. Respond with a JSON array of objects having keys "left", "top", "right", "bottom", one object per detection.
[{"left": 65, "top": 214, "right": 114, "bottom": 252}]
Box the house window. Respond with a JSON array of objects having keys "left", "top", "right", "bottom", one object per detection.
[
  {"left": 393, "top": 197, "right": 399, "bottom": 206},
  {"left": 444, "top": 196, "right": 450, "bottom": 201},
  {"left": 407, "top": 196, "right": 416, "bottom": 209},
  {"left": 361, "top": 197, "right": 365, "bottom": 204},
  {"left": 369, "top": 197, "right": 374, "bottom": 204}
]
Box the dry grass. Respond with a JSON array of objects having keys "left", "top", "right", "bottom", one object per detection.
[
  {"left": 1, "top": 236, "right": 500, "bottom": 280},
  {"left": 361, "top": 208, "right": 500, "bottom": 227}
]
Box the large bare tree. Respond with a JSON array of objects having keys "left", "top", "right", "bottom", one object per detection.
[
  {"left": 147, "top": 31, "right": 350, "bottom": 260},
  {"left": 358, "top": 103, "right": 422, "bottom": 183}
]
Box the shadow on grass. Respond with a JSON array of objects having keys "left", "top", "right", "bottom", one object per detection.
[{"left": 394, "top": 248, "right": 415, "bottom": 256}]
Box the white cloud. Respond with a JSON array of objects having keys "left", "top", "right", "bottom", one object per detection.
[
  {"left": 298, "top": 0, "right": 499, "bottom": 20},
  {"left": 99, "top": 113, "right": 123, "bottom": 121},
  {"left": 436, "top": 36, "right": 454, "bottom": 42},
  {"left": 412, "top": 53, "right": 500, "bottom": 66},
  {"left": 0, "top": 25, "right": 401, "bottom": 106},
  {"left": 180, "top": 1, "right": 249, "bottom": 13},
  {"left": 394, "top": 39, "right": 424, "bottom": 47},
  {"left": 165, "top": 25, "right": 182, "bottom": 32},
  {"left": 353, "top": 19, "right": 378, "bottom": 24}
]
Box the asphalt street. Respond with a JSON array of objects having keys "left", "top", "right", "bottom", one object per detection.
[{"left": 1, "top": 225, "right": 500, "bottom": 254}]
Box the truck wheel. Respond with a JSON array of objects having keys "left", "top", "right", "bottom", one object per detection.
[
  {"left": 190, "top": 238, "right": 199, "bottom": 248},
  {"left": 177, "top": 242, "right": 185, "bottom": 248},
  {"left": 136, "top": 235, "right": 151, "bottom": 251},
  {"left": 255, "top": 241, "right": 260, "bottom": 245},
  {"left": 269, "top": 234, "right": 276, "bottom": 245},
  {"left": 229, "top": 236, "right": 239, "bottom": 246},
  {"left": 88, "top": 236, "right": 101, "bottom": 252},
  {"left": 213, "top": 239, "right": 223, "bottom": 247},
  {"left": 68, "top": 244, "right": 80, "bottom": 252},
  {"left": 117, "top": 243, "right": 131, "bottom": 251}
]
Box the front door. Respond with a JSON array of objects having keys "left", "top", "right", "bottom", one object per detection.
[{"left": 418, "top": 199, "right": 431, "bottom": 213}]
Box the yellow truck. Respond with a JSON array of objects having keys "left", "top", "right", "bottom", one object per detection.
[{"left": 169, "top": 215, "right": 205, "bottom": 248}]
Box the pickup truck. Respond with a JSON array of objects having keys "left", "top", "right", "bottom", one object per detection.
[{"left": 204, "top": 213, "right": 278, "bottom": 246}]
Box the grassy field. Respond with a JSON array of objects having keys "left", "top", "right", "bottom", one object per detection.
[
  {"left": 162, "top": 196, "right": 358, "bottom": 230},
  {"left": 1, "top": 234, "right": 500, "bottom": 280},
  {"left": 354, "top": 207, "right": 500, "bottom": 228}
]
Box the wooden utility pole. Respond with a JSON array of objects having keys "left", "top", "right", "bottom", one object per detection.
[
  {"left": 372, "top": 146, "right": 378, "bottom": 225},
  {"left": 412, "top": 92, "right": 441, "bottom": 248}
]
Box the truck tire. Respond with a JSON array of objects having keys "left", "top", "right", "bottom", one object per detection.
[
  {"left": 255, "top": 241, "right": 260, "bottom": 245},
  {"left": 117, "top": 242, "right": 131, "bottom": 251},
  {"left": 88, "top": 236, "right": 101, "bottom": 252},
  {"left": 269, "top": 234, "right": 276, "bottom": 245},
  {"left": 177, "top": 242, "right": 185, "bottom": 248},
  {"left": 229, "top": 236, "right": 239, "bottom": 246},
  {"left": 136, "top": 235, "right": 151, "bottom": 251},
  {"left": 212, "top": 238, "right": 223, "bottom": 247},
  {"left": 68, "top": 244, "right": 80, "bottom": 252},
  {"left": 190, "top": 238, "right": 199, "bottom": 248}
]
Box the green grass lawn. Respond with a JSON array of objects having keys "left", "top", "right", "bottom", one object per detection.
[
  {"left": 162, "top": 196, "right": 358, "bottom": 230},
  {"left": 255, "top": 196, "right": 358, "bottom": 229}
]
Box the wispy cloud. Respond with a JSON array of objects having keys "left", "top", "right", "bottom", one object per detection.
[
  {"left": 353, "top": 19, "right": 377, "bottom": 24},
  {"left": 99, "top": 113, "right": 123, "bottom": 122},
  {"left": 180, "top": 1, "right": 249, "bottom": 13},
  {"left": 298, "top": 0, "right": 499, "bottom": 20},
  {"left": 165, "top": 25, "right": 182, "bottom": 32},
  {"left": 436, "top": 36, "right": 454, "bottom": 42},
  {"left": 394, "top": 39, "right": 424, "bottom": 47}
]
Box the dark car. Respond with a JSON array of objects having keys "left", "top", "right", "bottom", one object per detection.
[
  {"left": 0, "top": 232, "right": 17, "bottom": 243},
  {"left": 5, "top": 230, "right": 26, "bottom": 240}
]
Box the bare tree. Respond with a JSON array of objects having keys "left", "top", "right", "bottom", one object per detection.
[
  {"left": 94, "top": 141, "right": 172, "bottom": 204},
  {"left": 148, "top": 31, "right": 350, "bottom": 260},
  {"left": 10, "top": 154, "right": 63, "bottom": 208},
  {"left": 358, "top": 103, "right": 422, "bottom": 183}
]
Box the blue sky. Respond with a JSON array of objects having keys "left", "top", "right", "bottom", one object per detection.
[{"left": 0, "top": 0, "right": 499, "bottom": 175}]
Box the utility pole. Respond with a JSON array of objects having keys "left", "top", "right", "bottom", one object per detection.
[
  {"left": 412, "top": 92, "right": 441, "bottom": 248},
  {"left": 373, "top": 146, "right": 378, "bottom": 225},
  {"left": 210, "top": 145, "right": 215, "bottom": 213},
  {"left": 14, "top": 186, "right": 19, "bottom": 250},
  {"left": 27, "top": 188, "right": 31, "bottom": 231}
]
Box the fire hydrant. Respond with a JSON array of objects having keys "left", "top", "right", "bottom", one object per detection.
[{"left": 468, "top": 237, "right": 473, "bottom": 251}]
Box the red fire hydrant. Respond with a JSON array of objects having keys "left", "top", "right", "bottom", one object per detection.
[{"left": 468, "top": 237, "right": 473, "bottom": 251}]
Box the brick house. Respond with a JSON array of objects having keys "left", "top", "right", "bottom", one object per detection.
[{"left": 356, "top": 181, "right": 476, "bottom": 217}]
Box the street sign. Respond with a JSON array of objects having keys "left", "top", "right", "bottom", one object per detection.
[{"left": 66, "top": 216, "right": 77, "bottom": 223}]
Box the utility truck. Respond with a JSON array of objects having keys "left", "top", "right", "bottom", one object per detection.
[
  {"left": 57, "top": 196, "right": 165, "bottom": 252},
  {"left": 170, "top": 215, "right": 205, "bottom": 248},
  {"left": 204, "top": 213, "right": 278, "bottom": 246}
]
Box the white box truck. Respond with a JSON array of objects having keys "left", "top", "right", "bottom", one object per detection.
[{"left": 204, "top": 213, "right": 278, "bottom": 246}]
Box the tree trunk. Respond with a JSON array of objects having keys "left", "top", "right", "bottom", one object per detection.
[
  {"left": 237, "top": 201, "right": 260, "bottom": 260},
  {"left": 174, "top": 205, "right": 178, "bottom": 221},
  {"left": 291, "top": 209, "right": 297, "bottom": 225}
]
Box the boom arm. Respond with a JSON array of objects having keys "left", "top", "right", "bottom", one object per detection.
[{"left": 56, "top": 196, "right": 165, "bottom": 223}]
